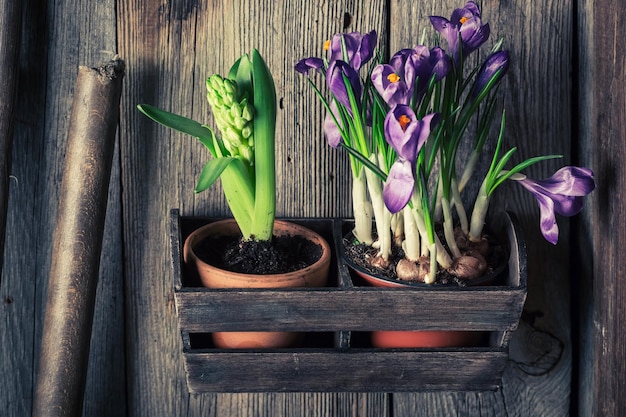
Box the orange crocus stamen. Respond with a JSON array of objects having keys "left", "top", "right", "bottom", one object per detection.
[
  {"left": 460, "top": 16, "right": 469, "bottom": 24},
  {"left": 324, "top": 40, "right": 331, "bottom": 51},
  {"left": 387, "top": 73, "right": 401, "bottom": 83},
  {"left": 398, "top": 114, "right": 411, "bottom": 131}
]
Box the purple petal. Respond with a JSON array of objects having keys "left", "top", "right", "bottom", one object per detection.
[
  {"left": 384, "top": 105, "right": 419, "bottom": 159},
  {"left": 513, "top": 165, "right": 595, "bottom": 244},
  {"left": 327, "top": 60, "right": 362, "bottom": 110},
  {"left": 471, "top": 50, "right": 510, "bottom": 100},
  {"left": 384, "top": 108, "right": 438, "bottom": 161},
  {"left": 429, "top": 16, "right": 459, "bottom": 58},
  {"left": 295, "top": 57, "right": 325, "bottom": 74},
  {"left": 323, "top": 104, "right": 343, "bottom": 148},
  {"left": 371, "top": 64, "right": 409, "bottom": 107},
  {"left": 552, "top": 195, "right": 585, "bottom": 217},
  {"left": 463, "top": 1, "right": 481, "bottom": 16},
  {"left": 533, "top": 166, "right": 596, "bottom": 196},
  {"left": 383, "top": 159, "right": 414, "bottom": 213},
  {"left": 533, "top": 191, "right": 559, "bottom": 245},
  {"left": 329, "top": 31, "right": 377, "bottom": 70},
  {"left": 428, "top": 47, "right": 451, "bottom": 81},
  {"left": 461, "top": 22, "right": 490, "bottom": 54}
]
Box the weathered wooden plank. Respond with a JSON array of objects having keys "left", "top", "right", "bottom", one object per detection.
[
  {"left": 388, "top": 0, "right": 573, "bottom": 415},
  {"left": 118, "top": 0, "right": 389, "bottom": 415},
  {"left": 175, "top": 288, "right": 526, "bottom": 332},
  {"left": 0, "top": 0, "right": 125, "bottom": 415},
  {"left": 213, "top": 393, "right": 388, "bottom": 417},
  {"left": 576, "top": 0, "right": 626, "bottom": 415},
  {"left": 183, "top": 350, "right": 508, "bottom": 392},
  {"left": 0, "top": 0, "right": 22, "bottom": 279}
]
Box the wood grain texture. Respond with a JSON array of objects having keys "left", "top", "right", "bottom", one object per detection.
[
  {"left": 577, "top": 0, "right": 626, "bottom": 416},
  {"left": 183, "top": 350, "right": 508, "bottom": 392},
  {"left": 0, "top": 0, "right": 22, "bottom": 279},
  {"left": 0, "top": 0, "right": 125, "bottom": 415},
  {"left": 389, "top": 0, "right": 573, "bottom": 415}
]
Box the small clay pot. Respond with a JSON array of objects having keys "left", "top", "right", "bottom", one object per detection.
[
  {"left": 353, "top": 269, "right": 489, "bottom": 348},
  {"left": 183, "top": 219, "right": 331, "bottom": 349}
]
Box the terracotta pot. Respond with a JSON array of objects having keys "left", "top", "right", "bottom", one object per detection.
[
  {"left": 343, "top": 211, "right": 519, "bottom": 349},
  {"left": 183, "top": 219, "right": 331, "bottom": 349},
  {"left": 353, "top": 268, "right": 491, "bottom": 348}
]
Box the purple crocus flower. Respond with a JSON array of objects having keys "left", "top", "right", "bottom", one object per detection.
[
  {"left": 428, "top": 46, "right": 452, "bottom": 82},
  {"left": 412, "top": 46, "right": 452, "bottom": 101},
  {"left": 470, "top": 50, "right": 510, "bottom": 100},
  {"left": 430, "top": 1, "right": 490, "bottom": 65},
  {"left": 295, "top": 30, "right": 377, "bottom": 75},
  {"left": 371, "top": 47, "right": 421, "bottom": 107},
  {"left": 327, "top": 60, "right": 362, "bottom": 110},
  {"left": 372, "top": 46, "right": 451, "bottom": 107},
  {"left": 294, "top": 57, "right": 325, "bottom": 75},
  {"left": 382, "top": 108, "right": 439, "bottom": 213},
  {"left": 328, "top": 30, "right": 378, "bottom": 70},
  {"left": 512, "top": 166, "right": 596, "bottom": 244}
]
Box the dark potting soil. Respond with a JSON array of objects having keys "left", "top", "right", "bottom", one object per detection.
[
  {"left": 195, "top": 233, "right": 323, "bottom": 275},
  {"left": 343, "top": 228, "right": 507, "bottom": 287}
]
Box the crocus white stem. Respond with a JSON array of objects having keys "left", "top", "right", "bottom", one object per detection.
[
  {"left": 469, "top": 177, "right": 491, "bottom": 242},
  {"left": 441, "top": 197, "right": 462, "bottom": 258},
  {"left": 410, "top": 205, "right": 453, "bottom": 269},
  {"left": 392, "top": 211, "right": 404, "bottom": 247},
  {"left": 433, "top": 179, "right": 443, "bottom": 223},
  {"left": 425, "top": 242, "right": 437, "bottom": 284},
  {"left": 458, "top": 149, "right": 480, "bottom": 192},
  {"left": 451, "top": 178, "right": 469, "bottom": 235},
  {"left": 352, "top": 168, "right": 373, "bottom": 245},
  {"left": 365, "top": 154, "right": 391, "bottom": 260},
  {"left": 402, "top": 205, "right": 420, "bottom": 261}
]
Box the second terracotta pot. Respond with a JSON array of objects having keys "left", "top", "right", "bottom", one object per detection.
[
  {"left": 183, "top": 219, "right": 331, "bottom": 349},
  {"left": 354, "top": 270, "right": 488, "bottom": 348}
]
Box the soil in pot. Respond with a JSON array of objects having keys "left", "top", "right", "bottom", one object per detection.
[{"left": 194, "top": 232, "right": 323, "bottom": 275}]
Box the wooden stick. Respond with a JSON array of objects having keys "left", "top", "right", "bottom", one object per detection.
[
  {"left": 0, "top": 0, "right": 23, "bottom": 280},
  {"left": 32, "top": 58, "right": 125, "bottom": 417}
]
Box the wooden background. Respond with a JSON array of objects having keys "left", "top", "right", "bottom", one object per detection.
[{"left": 1, "top": 0, "right": 623, "bottom": 416}]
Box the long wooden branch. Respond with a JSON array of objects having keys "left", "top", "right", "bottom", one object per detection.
[
  {"left": 32, "top": 58, "right": 125, "bottom": 417},
  {"left": 0, "top": 0, "right": 23, "bottom": 280}
]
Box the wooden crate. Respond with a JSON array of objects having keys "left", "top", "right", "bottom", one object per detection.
[{"left": 170, "top": 209, "right": 527, "bottom": 393}]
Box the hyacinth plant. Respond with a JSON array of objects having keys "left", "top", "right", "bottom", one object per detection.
[
  {"left": 296, "top": 1, "right": 595, "bottom": 284},
  {"left": 138, "top": 49, "right": 277, "bottom": 241}
]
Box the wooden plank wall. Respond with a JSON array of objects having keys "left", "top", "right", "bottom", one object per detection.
[
  {"left": 0, "top": 0, "right": 126, "bottom": 416},
  {"left": 576, "top": 0, "right": 626, "bottom": 416},
  {"left": 1, "top": 0, "right": 621, "bottom": 415}
]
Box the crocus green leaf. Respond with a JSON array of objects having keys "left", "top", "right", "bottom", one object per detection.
[
  {"left": 137, "top": 104, "right": 217, "bottom": 156},
  {"left": 195, "top": 157, "right": 238, "bottom": 193}
]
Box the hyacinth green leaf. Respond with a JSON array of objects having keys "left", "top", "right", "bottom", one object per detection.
[
  {"left": 229, "top": 54, "right": 253, "bottom": 100},
  {"left": 194, "top": 157, "right": 238, "bottom": 193},
  {"left": 249, "top": 48, "right": 277, "bottom": 241},
  {"left": 216, "top": 159, "right": 256, "bottom": 239},
  {"left": 137, "top": 104, "right": 217, "bottom": 157}
]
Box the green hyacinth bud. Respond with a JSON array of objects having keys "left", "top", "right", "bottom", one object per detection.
[
  {"left": 241, "top": 123, "right": 253, "bottom": 139},
  {"left": 205, "top": 73, "right": 258, "bottom": 167}
]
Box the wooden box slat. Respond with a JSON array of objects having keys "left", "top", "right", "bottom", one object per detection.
[
  {"left": 170, "top": 209, "right": 527, "bottom": 392},
  {"left": 175, "top": 288, "right": 526, "bottom": 332},
  {"left": 183, "top": 349, "right": 508, "bottom": 393}
]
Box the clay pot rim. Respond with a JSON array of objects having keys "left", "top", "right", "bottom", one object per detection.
[{"left": 183, "top": 218, "right": 331, "bottom": 282}]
